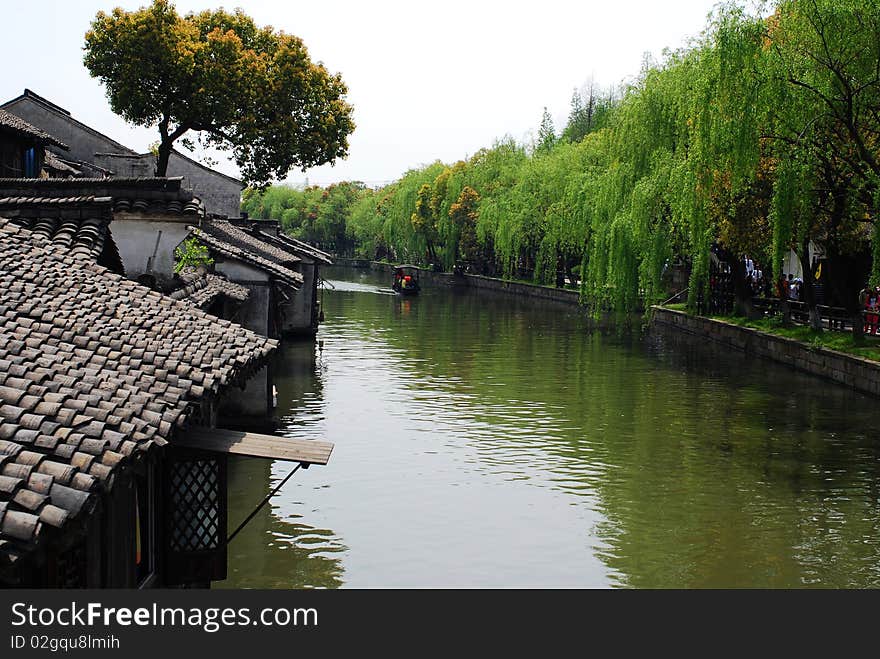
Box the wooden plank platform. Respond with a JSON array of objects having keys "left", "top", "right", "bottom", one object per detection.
[{"left": 176, "top": 427, "right": 333, "bottom": 465}]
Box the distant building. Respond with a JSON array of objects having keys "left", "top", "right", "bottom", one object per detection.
[
  {"left": 2, "top": 89, "right": 243, "bottom": 218},
  {"left": 228, "top": 218, "right": 333, "bottom": 336},
  {"left": 185, "top": 220, "right": 306, "bottom": 422}
]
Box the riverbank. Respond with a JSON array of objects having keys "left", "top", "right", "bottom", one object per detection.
[
  {"left": 329, "top": 260, "right": 880, "bottom": 396},
  {"left": 225, "top": 267, "right": 880, "bottom": 588},
  {"left": 651, "top": 306, "right": 880, "bottom": 398},
  {"left": 329, "top": 258, "right": 581, "bottom": 305}
]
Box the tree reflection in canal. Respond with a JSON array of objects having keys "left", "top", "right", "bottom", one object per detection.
[{"left": 222, "top": 267, "right": 880, "bottom": 588}]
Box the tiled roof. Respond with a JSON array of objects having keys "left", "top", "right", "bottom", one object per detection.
[
  {"left": 112, "top": 197, "right": 203, "bottom": 216},
  {"left": 0, "top": 177, "right": 190, "bottom": 197},
  {"left": 42, "top": 150, "right": 81, "bottom": 176},
  {"left": 0, "top": 196, "right": 123, "bottom": 274},
  {"left": 266, "top": 232, "right": 333, "bottom": 265},
  {"left": 188, "top": 223, "right": 303, "bottom": 288},
  {"left": 226, "top": 218, "right": 333, "bottom": 265},
  {"left": 0, "top": 217, "right": 277, "bottom": 574},
  {"left": 0, "top": 109, "right": 68, "bottom": 150},
  {"left": 0, "top": 177, "right": 205, "bottom": 219},
  {"left": 200, "top": 220, "right": 300, "bottom": 265},
  {"left": 169, "top": 269, "right": 250, "bottom": 309}
]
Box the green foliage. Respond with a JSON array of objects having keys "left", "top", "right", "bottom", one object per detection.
[
  {"left": 174, "top": 238, "right": 214, "bottom": 272},
  {"left": 248, "top": 0, "right": 880, "bottom": 317},
  {"left": 411, "top": 183, "right": 439, "bottom": 263},
  {"left": 83, "top": 0, "right": 355, "bottom": 186},
  {"left": 449, "top": 186, "right": 481, "bottom": 264},
  {"left": 561, "top": 82, "right": 617, "bottom": 143},
  {"left": 536, "top": 107, "right": 556, "bottom": 154},
  {"left": 873, "top": 191, "right": 880, "bottom": 286},
  {"left": 242, "top": 181, "right": 365, "bottom": 255}
]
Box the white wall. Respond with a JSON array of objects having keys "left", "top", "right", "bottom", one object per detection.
[
  {"left": 280, "top": 261, "right": 317, "bottom": 335},
  {"left": 109, "top": 216, "right": 192, "bottom": 283}
]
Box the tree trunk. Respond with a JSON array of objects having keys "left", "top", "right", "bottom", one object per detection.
[
  {"left": 730, "top": 255, "right": 754, "bottom": 318},
  {"left": 798, "top": 243, "right": 821, "bottom": 331},
  {"left": 565, "top": 256, "right": 577, "bottom": 289},
  {"left": 555, "top": 254, "right": 565, "bottom": 288},
  {"left": 156, "top": 138, "right": 172, "bottom": 177},
  {"left": 155, "top": 117, "right": 189, "bottom": 177}
]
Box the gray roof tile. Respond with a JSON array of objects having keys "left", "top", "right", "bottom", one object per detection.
[
  {"left": 0, "top": 217, "right": 277, "bottom": 567},
  {"left": 188, "top": 221, "right": 304, "bottom": 287}
]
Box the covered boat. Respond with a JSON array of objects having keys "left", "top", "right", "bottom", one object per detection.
[{"left": 392, "top": 265, "right": 421, "bottom": 296}]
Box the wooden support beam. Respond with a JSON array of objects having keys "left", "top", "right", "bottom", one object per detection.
[{"left": 176, "top": 427, "right": 333, "bottom": 465}]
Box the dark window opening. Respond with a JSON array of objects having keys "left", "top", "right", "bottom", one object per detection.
[
  {"left": 206, "top": 297, "right": 226, "bottom": 318},
  {"left": 137, "top": 273, "right": 158, "bottom": 290},
  {"left": 55, "top": 542, "right": 88, "bottom": 588}
]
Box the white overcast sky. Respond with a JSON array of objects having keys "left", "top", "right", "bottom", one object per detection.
[{"left": 2, "top": 0, "right": 723, "bottom": 187}]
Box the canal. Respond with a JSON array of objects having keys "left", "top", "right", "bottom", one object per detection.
[{"left": 220, "top": 267, "right": 880, "bottom": 588}]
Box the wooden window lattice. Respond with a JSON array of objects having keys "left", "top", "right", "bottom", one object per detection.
[{"left": 169, "top": 459, "right": 221, "bottom": 552}]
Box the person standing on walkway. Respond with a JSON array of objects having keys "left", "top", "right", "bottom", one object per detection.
[{"left": 865, "top": 286, "right": 879, "bottom": 335}]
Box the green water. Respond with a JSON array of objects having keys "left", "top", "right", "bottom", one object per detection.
[{"left": 220, "top": 268, "right": 880, "bottom": 588}]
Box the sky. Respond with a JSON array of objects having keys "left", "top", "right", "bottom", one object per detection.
[{"left": 1, "top": 0, "right": 724, "bottom": 188}]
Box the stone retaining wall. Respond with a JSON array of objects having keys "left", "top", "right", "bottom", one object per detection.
[{"left": 651, "top": 306, "right": 880, "bottom": 397}]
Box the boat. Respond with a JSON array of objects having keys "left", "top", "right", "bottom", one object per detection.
[{"left": 391, "top": 265, "right": 421, "bottom": 296}]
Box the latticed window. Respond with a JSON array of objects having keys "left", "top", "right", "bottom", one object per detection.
[
  {"left": 163, "top": 447, "right": 228, "bottom": 584},
  {"left": 169, "top": 459, "right": 221, "bottom": 552}
]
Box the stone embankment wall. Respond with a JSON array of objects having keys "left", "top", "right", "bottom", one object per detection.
[
  {"left": 330, "top": 259, "right": 581, "bottom": 305},
  {"left": 651, "top": 306, "right": 880, "bottom": 397}
]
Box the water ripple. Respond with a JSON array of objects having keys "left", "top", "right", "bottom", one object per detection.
[{"left": 224, "top": 269, "right": 880, "bottom": 588}]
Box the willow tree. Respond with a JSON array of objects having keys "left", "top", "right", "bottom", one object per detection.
[
  {"left": 378, "top": 163, "right": 449, "bottom": 263},
  {"left": 578, "top": 47, "right": 695, "bottom": 313},
  {"left": 412, "top": 183, "right": 440, "bottom": 264},
  {"left": 448, "top": 187, "right": 481, "bottom": 265},
  {"left": 761, "top": 0, "right": 880, "bottom": 332},
  {"left": 347, "top": 190, "right": 389, "bottom": 260},
  {"left": 84, "top": 0, "right": 355, "bottom": 186},
  {"left": 687, "top": 5, "right": 770, "bottom": 315},
  {"left": 531, "top": 140, "right": 596, "bottom": 287},
  {"left": 464, "top": 140, "right": 529, "bottom": 276}
]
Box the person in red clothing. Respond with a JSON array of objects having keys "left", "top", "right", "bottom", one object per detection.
[
  {"left": 873, "top": 287, "right": 880, "bottom": 335},
  {"left": 865, "top": 286, "right": 879, "bottom": 335}
]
